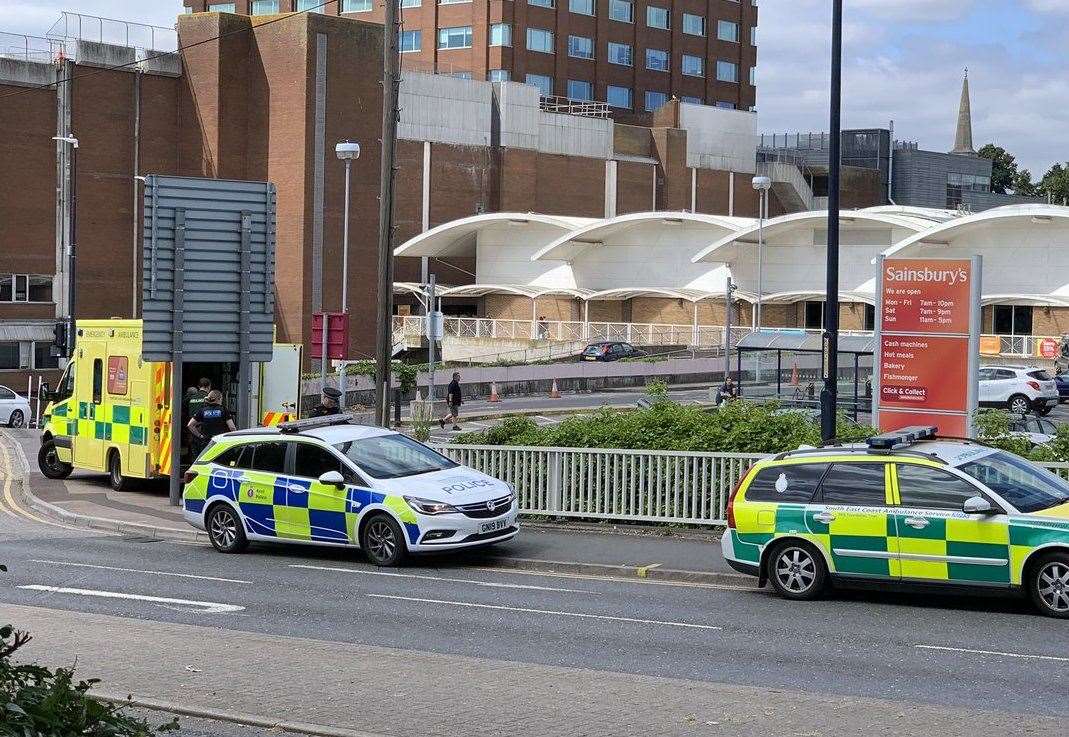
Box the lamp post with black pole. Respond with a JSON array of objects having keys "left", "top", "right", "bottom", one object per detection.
[
  {"left": 335, "top": 139, "right": 361, "bottom": 407},
  {"left": 53, "top": 135, "right": 79, "bottom": 357},
  {"left": 820, "top": 0, "right": 843, "bottom": 444}
]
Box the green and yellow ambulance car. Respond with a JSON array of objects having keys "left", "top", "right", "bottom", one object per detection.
[{"left": 723, "top": 426, "right": 1069, "bottom": 618}]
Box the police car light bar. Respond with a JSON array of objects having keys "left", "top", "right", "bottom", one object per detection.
[
  {"left": 278, "top": 414, "right": 357, "bottom": 434},
  {"left": 866, "top": 426, "right": 938, "bottom": 450}
]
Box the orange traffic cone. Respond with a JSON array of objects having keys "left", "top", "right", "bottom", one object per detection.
[
  {"left": 790, "top": 362, "right": 799, "bottom": 387},
  {"left": 489, "top": 382, "right": 501, "bottom": 402},
  {"left": 549, "top": 379, "right": 562, "bottom": 399}
]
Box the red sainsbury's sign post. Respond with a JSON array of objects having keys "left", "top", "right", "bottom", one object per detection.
[{"left": 873, "top": 256, "right": 981, "bottom": 437}]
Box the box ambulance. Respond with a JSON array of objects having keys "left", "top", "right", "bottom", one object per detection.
[{"left": 37, "top": 319, "right": 301, "bottom": 490}]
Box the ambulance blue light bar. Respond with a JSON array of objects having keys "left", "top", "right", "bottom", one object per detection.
[
  {"left": 866, "top": 426, "right": 938, "bottom": 450},
  {"left": 278, "top": 414, "right": 357, "bottom": 434}
]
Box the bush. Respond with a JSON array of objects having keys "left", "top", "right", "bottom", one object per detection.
[
  {"left": 0, "top": 566, "right": 177, "bottom": 736},
  {"left": 454, "top": 400, "right": 874, "bottom": 453}
]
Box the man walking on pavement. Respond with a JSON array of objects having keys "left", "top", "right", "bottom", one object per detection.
[
  {"left": 439, "top": 372, "right": 463, "bottom": 431},
  {"left": 187, "top": 390, "right": 237, "bottom": 458},
  {"left": 310, "top": 386, "right": 342, "bottom": 417}
]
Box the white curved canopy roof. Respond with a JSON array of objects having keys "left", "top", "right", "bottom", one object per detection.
[
  {"left": 393, "top": 212, "right": 597, "bottom": 258},
  {"left": 860, "top": 205, "right": 959, "bottom": 223},
  {"left": 439, "top": 284, "right": 595, "bottom": 299},
  {"left": 692, "top": 210, "right": 933, "bottom": 264},
  {"left": 760, "top": 290, "right": 876, "bottom": 306},
  {"left": 586, "top": 287, "right": 719, "bottom": 302},
  {"left": 533, "top": 211, "right": 751, "bottom": 262},
  {"left": 880, "top": 205, "right": 1069, "bottom": 260}
]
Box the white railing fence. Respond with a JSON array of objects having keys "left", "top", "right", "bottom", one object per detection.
[{"left": 436, "top": 445, "right": 764, "bottom": 525}]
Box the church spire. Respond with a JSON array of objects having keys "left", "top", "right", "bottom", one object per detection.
[{"left": 951, "top": 68, "right": 975, "bottom": 155}]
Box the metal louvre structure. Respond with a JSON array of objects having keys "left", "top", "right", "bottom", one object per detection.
[{"left": 142, "top": 175, "right": 277, "bottom": 363}]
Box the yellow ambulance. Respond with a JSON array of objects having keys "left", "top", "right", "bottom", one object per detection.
[{"left": 37, "top": 319, "right": 301, "bottom": 490}]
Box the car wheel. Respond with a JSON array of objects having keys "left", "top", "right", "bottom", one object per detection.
[
  {"left": 37, "top": 440, "right": 73, "bottom": 480},
  {"left": 360, "top": 514, "right": 408, "bottom": 566},
  {"left": 1028, "top": 553, "right": 1069, "bottom": 619},
  {"left": 766, "top": 541, "right": 827, "bottom": 601},
  {"left": 8, "top": 410, "right": 25, "bottom": 428},
  {"left": 207, "top": 503, "right": 249, "bottom": 553},
  {"left": 1007, "top": 394, "right": 1031, "bottom": 415},
  {"left": 107, "top": 451, "right": 132, "bottom": 491}
]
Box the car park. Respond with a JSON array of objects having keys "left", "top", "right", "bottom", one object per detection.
[
  {"left": 722, "top": 426, "right": 1069, "bottom": 618},
  {"left": 0, "top": 385, "right": 30, "bottom": 428},
  {"left": 978, "top": 365, "right": 1059, "bottom": 415},
  {"left": 580, "top": 341, "right": 646, "bottom": 362},
  {"left": 182, "top": 415, "right": 519, "bottom": 565}
]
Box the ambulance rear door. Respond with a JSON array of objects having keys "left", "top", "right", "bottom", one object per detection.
[{"left": 256, "top": 343, "right": 302, "bottom": 424}]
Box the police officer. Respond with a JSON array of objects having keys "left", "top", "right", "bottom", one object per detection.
[
  {"left": 187, "top": 390, "right": 236, "bottom": 458},
  {"left": 310, "top": 386, "right": 342, "bottom": 417}
]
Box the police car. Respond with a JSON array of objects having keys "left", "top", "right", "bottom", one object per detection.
[
  {"left": 182, "top": 415, "right": 518, "bottom": 565},
  {"left": 722, "top": 426, "right": 1069, "bottom": 618}
]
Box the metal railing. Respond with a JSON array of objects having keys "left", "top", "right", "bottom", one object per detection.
[
  {"left": 45, "top": 11, "right": 177, "bottom": 53},
  {"left": 436, "top": 445, "right": 764, "bottom": 525},
  {"left": 0, "top": 32, "right": 65, "bottom": 63},
  {"left": 539, "top": 95, "right": 612, "bottom": 119}
]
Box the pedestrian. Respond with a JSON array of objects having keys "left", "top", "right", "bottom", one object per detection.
[
  {"left": 310, "top": 386, "right": 343, "bottom": 418},
  {"left": 537, "top": 315, "right": 548, "bottom": 339},
  {"left": 715, "top": 375, "right": 736, "bottom": 407},
  {"left": 187, "top": 390, "right": 236, "bottom": 458},
  {"left": 186, "top": 377, "right": 211, "bottom": 418},
  {"left": 439, "top": 372, "right": 463, "bottom": 430}
]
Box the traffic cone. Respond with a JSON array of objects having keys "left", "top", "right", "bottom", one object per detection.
[
  {"left": 549, "top": 379, "right": 561, "bottom": 399},
  {"left": 489, "top": 382, "right": 501, "bottom": 402},
  {"left": 790, "top": 362, "right": 799, "bottom": 387}
]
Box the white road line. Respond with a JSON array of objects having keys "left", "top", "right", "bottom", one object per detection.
[
  {"left": 916, "top": 645, "right": 1069, "bottom": 663},
  {"left": 288, "top": 564, "right": 592, "bottom": 593},
  {"left": 17, "top": 585, "right": 245, "bottom": 614},
  {"left": 368, "top": 593, "right": 721, "bottom": 630},
  {"left": 470, "top": 566, "right": 754, "bottom": 591},
  {"left": 30, "top": 559, "right": 252, "bottom": 584}
]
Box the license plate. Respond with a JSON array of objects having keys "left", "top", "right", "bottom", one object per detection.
[
  {"left": 583, "top": 356, "right": 596, "bottom": 361},
  {"left": 479, "top": 518, "right": 508, "bottom": 534}
]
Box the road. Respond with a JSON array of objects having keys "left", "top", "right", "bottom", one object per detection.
[{"left": 1, "top": 485, "right": 1066, "bottom": 735}]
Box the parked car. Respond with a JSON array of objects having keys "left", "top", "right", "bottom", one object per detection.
[
  {"left": 1008, "top": 413, "right": 1058, "bottom": 446},
  {"left": 0, "top": 385, "right": 30, "bottom": 428},
  {"left": 580, "top": 341, "right": 645, "bottom": 362},
  {"left": 1054, "top": 373, "right": 1069, "bottom": 402},
  {"left": 978, "top": 366, "right": 1059, "bottom": 416}
]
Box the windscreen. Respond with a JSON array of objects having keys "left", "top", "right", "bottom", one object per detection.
[
  {"left": 959, "top": 451, "right": 1069, "bottom": 513},
  {"left": 334, "top": 434, "right": 459, "bottom": 479}
]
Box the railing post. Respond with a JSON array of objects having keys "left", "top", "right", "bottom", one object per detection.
[{"left": 548, "top": 450, "right": 562, "bottom": 514}]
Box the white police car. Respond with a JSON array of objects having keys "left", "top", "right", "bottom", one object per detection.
[{"left": 182, "top": 415, "right": 518, "bottom": 565}]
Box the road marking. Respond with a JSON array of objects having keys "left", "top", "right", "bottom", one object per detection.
[
  {"left": 0, "top": 440, "right": 94, "bottom": 533},
  {"left": 30, "top": 559, "right": 252, "bottom": 584},
  {"left": 17, "top": 585, "right": 245, "bottom": 614},
  {"left": 368, "top": 593, "right": 721, "bottom": 630},
  {"left": 470, "top": 566, "right": 754, "bottom": 591},
  {"left": 288, "top": 564, "right": 592, "bottom": 593},
  {"left": 915, "top": 645, "right": 1069, "bottom": 663}
]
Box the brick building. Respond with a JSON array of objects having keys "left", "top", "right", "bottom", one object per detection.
[
  {"left": 0, "top": 10, "right": 762, "bottom": 389},
  {"left": 181, "top": 0, "right": 758, "bottom": 115}
]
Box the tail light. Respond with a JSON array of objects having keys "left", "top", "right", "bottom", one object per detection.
[
  {"left": 1027, "top": 380, "right": 1041, "bottom": 391},
  {"left": 600, "top": 346, "right": 609, "bottom": 354},
  {"left": 182, "top": 470, "right": 198, "bottom": 484},
  {"left": 726, "top": 465, "right": 754, "bottom": 529}
]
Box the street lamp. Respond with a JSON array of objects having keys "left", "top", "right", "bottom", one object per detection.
[
  {"left": 53, "top": 135, "right": 79, "bottom": 357},
  {"left": 822, "top": 0, "right": 844, "bottom": 443},
  {"left": 334, "top": 139, "right": 361, "bottom": 402},
  {"left": 751, "top": 175, "right": 771, "bottom": 331}
]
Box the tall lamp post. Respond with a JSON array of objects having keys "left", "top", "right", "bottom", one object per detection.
[
  {"left": 821, "top": 0, "right": 844, "bottom": 443},
  {"left": 53, "top": 135, "right": 79, "bottom": 357},
  {"left": 335, "top": 140, "right": 361, "bottom": 404},
  {"left": 751, "top": 175, "right": 771, "bottom": 330}
]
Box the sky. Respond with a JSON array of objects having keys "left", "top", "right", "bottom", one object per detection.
[{"left": 3, "top": 0, "right": 1066, "bottom": 176}]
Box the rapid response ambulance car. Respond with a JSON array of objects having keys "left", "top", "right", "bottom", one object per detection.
[
  {"left": 38, "top": 319, "right": 300, "bottom": 490},
  {"left": 723, "top": 426, "right": 1069, "bottom": 618}
]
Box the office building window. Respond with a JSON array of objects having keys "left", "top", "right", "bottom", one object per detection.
[
  {"left": 400, "top": 0, "right": 421, "bottom": 6},
  {"left": 527, "top": 27, "right": 554, "bottom": 53},
  {"left": 252, "top": 0, "right": 280, "bottom": 13},
  {"left": 450, "top": 71, "right": 474, "bottom": 79},
  {"left": 526, "top": 73, "right": 554, "bottom": 96},
  {"left": 341, "top": 0, "right": 371, "bottom": 10},
  {"left": 399, "top": 30, "right": 422, "bottom": 52},
  {"left": 490, "top": 23, "right": 512, "bottom": 46},
  {"left": 0, "top": 275, "right": 53, "bottom": 303},
  {"left": 567, "top": 79, "right": 593, "bottom": 101},
  {"left": 296, "top": 0, "right": 324, "bottom": 10},
  {"left": 208, "top": 3, "right": 236, "bottom": 11},
  {"left": 439, "top": 26, "right": 473, "bottom": 49},
  {"left": 717, "top": 20, "right": 738, "bottom": 42},
  {"left": 646, "top": 6, "right": 669, "bottom": 29},
  {"left": 34, "top": 342, "right": 60, "bottom": 370},
  {"left": 864, "top": 305, "right": 876, "bottom": 331},
  {"left": 681, "top": 54, "right": 704, "bottom": 77},
  {"left": 751, "top": 25, "right": 757, "bottom": 45},
  {"left": 528, "top": 0, "right": 554, "bottom": 7},
  {"left": 609, "top": 0, "right": 633, "bottom": 23},
  {"left": 681, "top": 95, "right": 702, "bottom": 104},
  {"left": 993, "top": 305, "right": 1033, "bottom": 336},
  {"left": 489, "top": 69, "right": 510, "bottom": 82},
  {"left": 715, "top": 101, "right": 735, "bottom": 109},
  {"left": 716, "top": 60, "right": 738, "bottom": 82},
  {"left": 0, "top": 342, "right": 26, "bottom": 370},
  {"left": 645, "top": 90, "right": 668, "bottom": 112},
  {"left": 646, "top": 48, "right": 668, "bottom": 71},
  {"left": 607, "top": 42, "right": 632, "bottom": 66},
  {"left": 682, "top": 12, "right": 705, "bottom": 36},
  {"left": 606, "top": 85, "right": 632, "bottom": 109},
  {"left": 804, "top": 301, "right": 824, "bottom": 330},
  {"left": 569, "top": 35, "right": 594, "bottom": 59},
  {"left": 570, "top": 0, "right": 595, "bottom": 14},
  {"left": 750, "top": 66, "right": 756, "bottom": 85},
  {"left": 440, "top": 0, "right": 471, "bottom": 3}
]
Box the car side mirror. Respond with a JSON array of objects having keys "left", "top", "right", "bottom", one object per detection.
[
  {"left": 318, "top": 470, "right": 346, "bottom": 489},
  {"left": 963, "top": 496, "right": 994, "bottom": 515}
]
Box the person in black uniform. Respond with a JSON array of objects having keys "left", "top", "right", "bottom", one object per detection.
[
  {"left": 310, "top": 386, "right": 342, "bottom": 417},
  {"left": 187, "top": 390, "right": 237, "bottom": 458}
]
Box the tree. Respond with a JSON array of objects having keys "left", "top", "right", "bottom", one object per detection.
[
  {"left": 1037, "top": 162, "right": 1069, "bottom": 204},
  {"left": 1012, "top": 169, "right": 1037, "bottom": 197},
  {"left": 977, "top": 143, "right": 1018, "bottom": 194}
]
